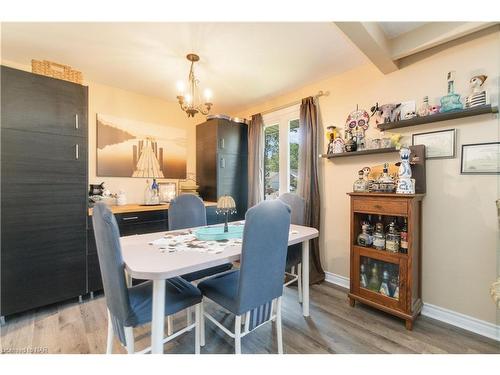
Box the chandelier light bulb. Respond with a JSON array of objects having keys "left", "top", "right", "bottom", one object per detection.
[
  {"left": 204, "top": 88, "right": 213, "bottom": 102},
  {"left": 176, "top": 81, "right": 185, "bottom": 96},
  {"left": 185, "top": 93, "right": 192, "bottom": 104}
]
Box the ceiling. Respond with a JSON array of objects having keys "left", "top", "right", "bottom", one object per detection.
[
  {"left": 378, "top": 22, "right": 428, "bottom": 39},
  {"left": 1, "top": 22, "right": 368, "bottom": 112}
]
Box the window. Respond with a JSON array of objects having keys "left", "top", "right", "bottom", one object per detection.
[{"left": 263, "top": 106, "right": 300, "bottom": 200}]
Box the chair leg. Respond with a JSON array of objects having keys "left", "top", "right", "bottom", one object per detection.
[
  {"left": 298, "top": 263, "right": 303, "bottom": 303},
  {"left": 106, "top": 310, "right": 114, "bottom": 354},
  {"left": 167, "top": 315, "right": 173, "bottom": 336},
  {"left": 124, "top": 327, "right": 135, "bottom": 354},
  {"left": 200, "top": 299, "right": 206, "bottom": 347},
  {"left": 276, "top": 297, "right": 283, "bottom": 354},
  {"left": 234, "top": 315, "right": 242, "bottom": 354},
  {"left": 194, "top": 304, "right": 201, "bottom": 354},
  {"left": 187, "top": 306, "right": 193, "bottom": 331}
]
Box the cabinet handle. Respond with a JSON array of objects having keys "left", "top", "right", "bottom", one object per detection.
[
  {"left": 220, "top": 157, "right": 225, "bottom": 168},
  {"left": 219, "top": 138, "right": 225, "bottom": 149},
  {"left": 122, "top": 216, "right": 139, "bottom": 221},
  {"left": 75, "top": 114, "right": 79, "bottom": 129},
  {"left": 75, "top": 144, "right": 79, "bottom": 159}
]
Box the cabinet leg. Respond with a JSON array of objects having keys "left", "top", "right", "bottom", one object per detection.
[
  {"left": 0, "top": 316, "right": 5, "bottom": 326},
  {"left": 405, "top": 319, "right": 414, "bottom": 330},
  {"left": 348, "top": 297, "right": 355, "bottom": 307}
]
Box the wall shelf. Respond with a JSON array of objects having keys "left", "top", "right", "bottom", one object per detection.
[
  {"left": 377, "top": 104, "right": 498, "bottom": 131},
  {"left": 321, "top": 147, "right": 397, "bottom": 159}
]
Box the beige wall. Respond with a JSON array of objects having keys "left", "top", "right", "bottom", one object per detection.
[
  {"left": 1, "top": 59, "right": 200, "bottom": 203},
  {"left": 234, "top": 31, "right": 500, "bottom": 324}
]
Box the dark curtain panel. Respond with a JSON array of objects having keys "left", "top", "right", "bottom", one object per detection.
[
  {"left": 298, "top": 97, "right": 325, "bottom": 284},
  {"left": 248, "top": 113, "right": 264, "bottom": 207}
]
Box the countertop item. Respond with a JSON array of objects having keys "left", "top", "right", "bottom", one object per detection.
[{"left": 88, "top": 201, "right": 217, "bottom": 216}]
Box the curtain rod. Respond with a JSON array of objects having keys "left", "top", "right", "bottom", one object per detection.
[{"left": 258, "top": 90, "right": 330, "bottom": 116}]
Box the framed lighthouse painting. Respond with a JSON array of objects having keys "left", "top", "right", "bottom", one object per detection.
[{"left": 96, "top": 114, "right": 187, "bottom": 179}]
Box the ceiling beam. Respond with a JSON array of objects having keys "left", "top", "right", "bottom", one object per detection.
[
  {"left": 390, "top": 22, "right": 497, "bottom": 59},
  {"left": 335, "top": 22, "right": 399, "bottom": 74},
  {"left": 336, "top": 22, "right": 499, "bottom": 75}
]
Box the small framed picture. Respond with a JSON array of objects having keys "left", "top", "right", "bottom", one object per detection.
[
  {"left": 412, "top": 129, "right": 456, "bottom": 159},
  {"left": 158, "top": 181, "right": 178, "bottom": 202},
  {"left": 461, "top": 142, "right": 500, "bottom": 174}
]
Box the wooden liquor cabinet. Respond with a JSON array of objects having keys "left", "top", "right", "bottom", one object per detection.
[{"left": 347, "top": 192, "right": 424, "bottom": 330}]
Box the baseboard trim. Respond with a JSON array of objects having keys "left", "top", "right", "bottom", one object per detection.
[{"left": 324, "top": 271, "right": 499, "bottom": 342}]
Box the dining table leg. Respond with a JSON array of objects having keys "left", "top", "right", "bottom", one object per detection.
[
  {"left": 302, "top": 240, "right": 310, "bottom": 317},
  {"left": 151, "top": 279, "right": 166, "bottom": 354}
]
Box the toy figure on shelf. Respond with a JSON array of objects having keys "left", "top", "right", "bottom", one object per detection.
[
  {"left": 465, "top": 75, "right": 487, "bottom": 108},
  {"left": 440, "top": 71, "right": 463, "bottom": 112},
  {"left": 345, "top": 106, "right": 370, "bottom": 131},
  {"left": 326, "top": 126, "right": 338, "bottom": 154},
  {"left": 396, "top": 147, "right": 415, "bottom": 194},
  {"left": 344, "top": 129, "right": 357, "bottom": 152},
  {"left": 370, "top": 102, "right": 402, "bottom": 125}
]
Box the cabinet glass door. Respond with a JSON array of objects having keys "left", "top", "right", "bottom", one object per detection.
[{"left": 360, "top": 256, "right": 400, "bottom": 300}]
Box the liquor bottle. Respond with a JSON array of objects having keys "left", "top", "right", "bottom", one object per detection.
[
  {"left": 389, "top": 274, "right": 399, "bottom": 298},
  {"left": 368, "top": 263, "right": 380, "bottom": 292},
  {"left": 357, "top": 223, "right": 373, "bottom": 247},
  {"left": 360, "top": 263, "right": 368, "bottom": 288},
  {"left": 385, "top": 221, "right": 401, "bottom": 253},
  {"left": 393, "top": 276, "right": 400, "bottom": 300},
  {"left": 417, "top": 96, "right": 431, "bottom": 117},
  {"left": 400, "top": 218, "right": 408, "bottom": 254},
  {"left": 373, "top": 215, "right": 386, "bottom": 250},
  {"left": 353, "top": 170, "right": 368, "bottom": 192},
  {"left": 379, "top": 270, "right": 390, "bottom": 296},
  {"left": 440, "top": 71, "right": 464, "bottom": 112}
]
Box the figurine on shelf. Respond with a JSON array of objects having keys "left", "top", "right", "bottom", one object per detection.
[
  {"left": 332, "top": 137, "right": 345, "bottom": 154},
  {"left": 370, "top": 102, "right": 402, "bottom": 125},
  {"left": 429, "top": 104, "right": 441, "bottom": 115},
  {"left": 465, "top": 75, "right": 487, "bottom": 108},
  {"left": 346, "top": 106, "right": 370, "bottom": 130},
  {"left": 326, "top": 126, "right": 337, "bottom": 154},
  {"left": 379, "top": 270, "right": 390, "bottom": 296},
  {"left": 403, "top": 110, "right": 416, "bottom": 120},
  {"left": 440, "top": 71, "right": 463, "bottom": 112},
  {"left": 396, "top": 147, "right": 415, "bottom": 194}
]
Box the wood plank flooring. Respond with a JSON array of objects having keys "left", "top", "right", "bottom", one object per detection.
[{"left": 1, "top": 283, "right": 498, "bottom": 354}]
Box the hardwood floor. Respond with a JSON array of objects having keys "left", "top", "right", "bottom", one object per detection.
[{"left": 1, "top": 283, "right": 498, "bottom": 354}]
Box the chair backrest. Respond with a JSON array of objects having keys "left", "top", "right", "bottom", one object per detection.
[
  {"left": 168, "top": 194, "right": 207, "bottom": 230},
  {"left": 279, "top": 193, "right": 305, "bottom": 226},
  {"left": 92, "top": 203, "right": 131, "bottom": 323},
  {"left": 237, "top": 200, "right": 291, "bottom": 314}
]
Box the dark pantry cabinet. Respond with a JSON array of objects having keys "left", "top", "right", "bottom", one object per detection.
[
  {"left": 1, "top": 66, "right": 88, "bottom": 317},
  {"left": 196, "top": 118, "right": 248, "bottom": 220}
]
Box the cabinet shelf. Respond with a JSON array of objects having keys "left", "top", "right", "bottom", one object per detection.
[{"left": 377, "top": 104, "right": 497, "bottom": 131}]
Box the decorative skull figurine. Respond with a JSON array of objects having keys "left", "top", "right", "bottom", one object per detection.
[
  {"left": 345, "top": 108, "right": 370, "bottom": 131},
  {"left": 396, "top": 147, "right": 415, "bottom": 194}
]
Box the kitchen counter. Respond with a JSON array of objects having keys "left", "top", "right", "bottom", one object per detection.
[{"left": 88, "top": 201, "right": 217, "bottom": 216}]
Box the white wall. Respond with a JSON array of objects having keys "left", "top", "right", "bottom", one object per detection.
[{"left": 234, "top": 30, "right": 500, "bottom": 324}]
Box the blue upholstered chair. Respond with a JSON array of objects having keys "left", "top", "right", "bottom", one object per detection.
[
  {"left": 168, "top": 194, "right": 233, "bottom": 282},
  {"left": 198, "top": 200, "right": 291, "bottom": 354},
  {"left": 92, "top": 202, "right": 202, "bottom": 354},
  {"left": 279, "top": 193, "right": 305, "bottom": 303}
]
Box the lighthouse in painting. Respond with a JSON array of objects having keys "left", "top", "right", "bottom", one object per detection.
[{"left": 132, "top": 137, "right": 165, "bottom": 178}]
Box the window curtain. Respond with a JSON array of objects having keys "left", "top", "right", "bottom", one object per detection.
[
  {"left": 298, "top": 97, "right": 325, "bottom": 284},
  {"left": 248, "top": 113, "right": 264, "bottom": 207}
]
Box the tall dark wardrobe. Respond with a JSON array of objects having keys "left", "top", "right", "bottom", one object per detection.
[
  {"left": 1, "top": 66, "right": 88, "bottom": 318},
  {"left": 196, "top": 118, "right": 248, "bottom": 221}
]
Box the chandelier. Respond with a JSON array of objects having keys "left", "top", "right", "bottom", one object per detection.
[{"left": 176, "top": 53, "right": 213, "bottom": 118}]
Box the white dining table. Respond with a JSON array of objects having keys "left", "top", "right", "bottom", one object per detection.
[{"left": 120, "top": 222, "right": 319, "bottom": 354}]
